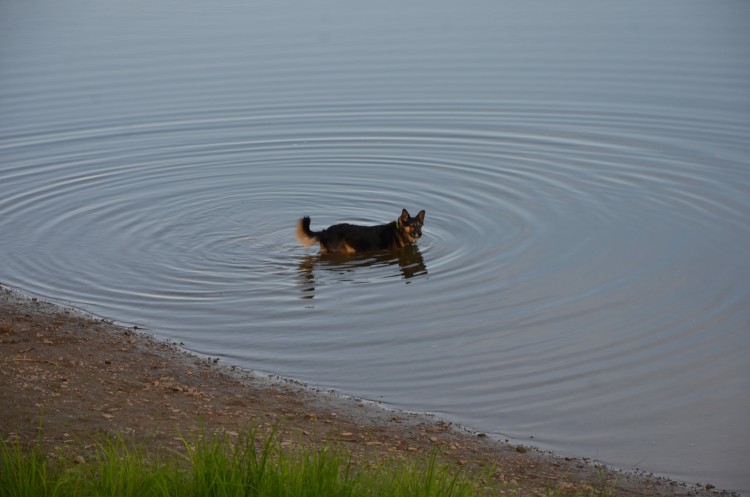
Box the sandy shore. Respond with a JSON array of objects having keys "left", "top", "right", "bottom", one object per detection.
[{"left": 0, "top": 285, "right": 729, "bottom": 496}]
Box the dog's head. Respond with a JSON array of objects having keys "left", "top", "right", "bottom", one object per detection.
[{"left": 397, "top": 208, "right": 425, "bottom": 243}]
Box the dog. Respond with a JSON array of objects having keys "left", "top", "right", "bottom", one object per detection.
[{"left": 296, "top": 209, "right": 425, "bottom": 254}]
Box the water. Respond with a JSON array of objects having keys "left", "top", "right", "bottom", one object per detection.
[{"left": 2, "top": 0, "right": 749, "bottom": 492}]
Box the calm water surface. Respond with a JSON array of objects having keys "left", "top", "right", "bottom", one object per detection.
[{"left": 1, "top": 1, "right": 749, "bottom": 492}]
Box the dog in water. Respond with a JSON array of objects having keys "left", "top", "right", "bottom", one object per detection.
[{"left": 296, "top": 209, "right": 425, "bottom": 253}]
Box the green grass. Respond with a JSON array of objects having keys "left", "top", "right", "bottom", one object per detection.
[{"left": 0, "top": 428, "right": 494, "bottom": 497}]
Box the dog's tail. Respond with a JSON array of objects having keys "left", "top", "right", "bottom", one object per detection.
[{"left": 296, "top": 216, "right": 320, "bottom": 247}]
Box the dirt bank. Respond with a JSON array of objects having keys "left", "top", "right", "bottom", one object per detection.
[{"left": 0, "top": 285, "right": 727, "bottom": 496}]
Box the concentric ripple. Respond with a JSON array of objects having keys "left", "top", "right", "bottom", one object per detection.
[
  {"left": 3, "top": 101, "right": 749, "bottom": 489},
  {"left": 2, "top": 0, "right": 750, "bottom": 492}
]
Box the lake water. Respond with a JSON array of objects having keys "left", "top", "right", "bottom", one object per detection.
[{"left": 1, "top": 0, "right": 749, "bottom": 492}]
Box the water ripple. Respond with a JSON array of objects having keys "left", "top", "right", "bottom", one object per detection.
[{"left": 2, "top": 64, "right": 750, "bottom": 497}]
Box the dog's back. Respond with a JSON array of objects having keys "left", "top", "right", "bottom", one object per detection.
[{"left": 296, "top": 209, "right": 425, "bottom": 254}]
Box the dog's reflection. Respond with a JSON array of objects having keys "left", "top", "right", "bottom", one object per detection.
[{"left": 297, "top": 245, "right": 427, "bottom": 299}]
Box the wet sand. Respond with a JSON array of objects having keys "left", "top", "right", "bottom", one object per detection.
[{"left": 0, "top": 285, "right": 728, "bottom": 496}]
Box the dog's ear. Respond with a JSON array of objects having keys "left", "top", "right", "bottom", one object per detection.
[
  {"left": 401, "top": 209, "right": 410, "bottom": 222},
  {"left": 417, "top": 210, "right": 425, "bottom": 223}
]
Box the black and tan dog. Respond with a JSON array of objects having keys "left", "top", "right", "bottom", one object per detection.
[{"left": 296, "top": 209, "right": 425, "bottom": 253}]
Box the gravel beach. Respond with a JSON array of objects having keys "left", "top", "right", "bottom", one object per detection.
[{"left": 0, "top": 285, "right": 728, "bottom": 496}]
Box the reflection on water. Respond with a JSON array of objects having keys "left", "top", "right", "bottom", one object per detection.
[{"left": 298, "top": 245, "right": 428, "bottom": 299}]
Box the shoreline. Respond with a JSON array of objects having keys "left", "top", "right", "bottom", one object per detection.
[{"left": 0, "top": 284, "right": 733, "bottom": 496}]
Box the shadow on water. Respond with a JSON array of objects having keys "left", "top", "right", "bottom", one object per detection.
[{"left": 297, "top": 245, "right": 427, "bottom": 299}]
